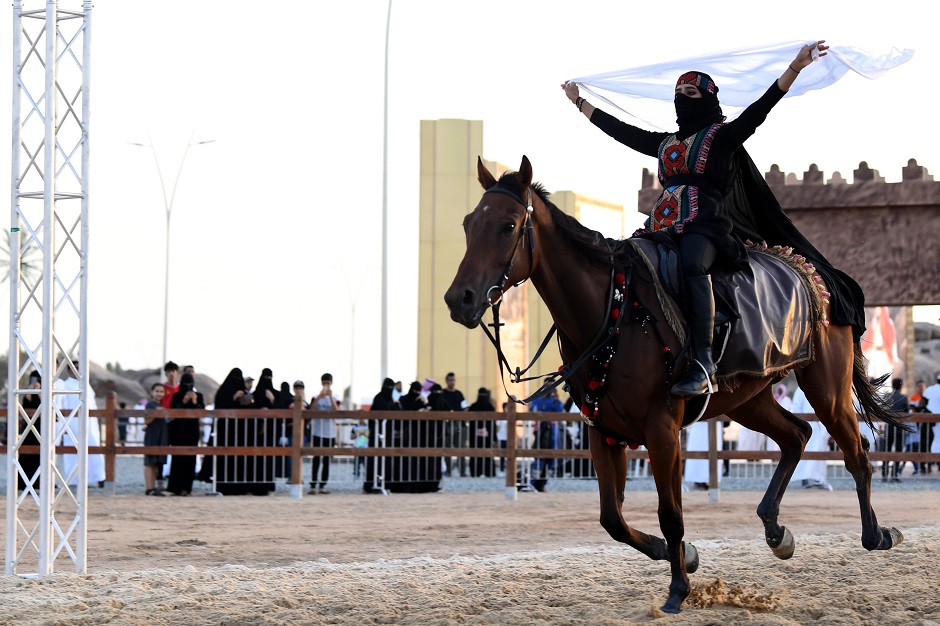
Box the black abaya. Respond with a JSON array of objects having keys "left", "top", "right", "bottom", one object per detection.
[
  {"left": 399, "top": 390, "right": 443, "bottom": 493},
  {"left": 18, "top": 385, "right": 42, "bottom": 491},
  {"left": 364, "top": 382, "right": 401, "bottom": 493},
  {"left": 213, "top": 368, "right": 262, "bottom": 496},
  {"left": 468, "top": 399, "right": 496, "bottom": 477},
  {"left": 167, "top": 378, "right": 204, "bottom": 495},
  {"left": 250, "top": 370, "right": 278, "bottom": 492}
]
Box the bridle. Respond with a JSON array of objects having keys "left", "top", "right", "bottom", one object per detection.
[
  {"left": 480, "top": 184, "right": 535, "bottom": 306},
  {"left": 476, "top": 183, "right": 628, "bottom": 405}
]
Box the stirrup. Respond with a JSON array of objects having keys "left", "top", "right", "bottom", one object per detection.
[{"left": 671, "top": 359, "right": 716, "bottom": 396}]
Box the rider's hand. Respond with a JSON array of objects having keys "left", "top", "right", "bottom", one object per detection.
[
  {"left": 791, "top": 40, "right": 828, "bottom": 72},
  {"left": 561, "top": 81, "right": 579, "bottom": 103}
]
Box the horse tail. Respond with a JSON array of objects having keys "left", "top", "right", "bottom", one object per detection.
[{"left": 851, "top": 342, "right": 911, "bottom": 432}]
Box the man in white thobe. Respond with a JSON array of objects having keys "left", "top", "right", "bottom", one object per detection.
[
  {"left": 55, "top": 373, "right": 106, "bottom": 487},
  {"left": 923, "top": 375, "right": 940, "bottom": 460},
  {"left": 683, "top": 419, "right": 722, "bottom": 490},
  {"left": 789, "top": 386, "right": 833, "bottom": 490}
]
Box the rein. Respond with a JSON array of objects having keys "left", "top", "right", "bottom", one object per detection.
[{"left": 477, "top": 183, "right": 628, "bottom": 405}]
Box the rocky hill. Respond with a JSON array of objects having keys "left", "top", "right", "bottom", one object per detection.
[
  {"left": 914, "top": 322, "right": 940, "bottom": 383},
  {"left": 88, "top": 363, "right": 221, "bottom": 408}
]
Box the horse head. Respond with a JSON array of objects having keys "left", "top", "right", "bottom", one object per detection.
[{"left": 445, "top": 156, "right": 540, "bottom": 328}]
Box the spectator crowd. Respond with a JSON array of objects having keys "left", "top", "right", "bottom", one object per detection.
[{"left": 13, "top": 361, "right": 940, "bottom": 497}]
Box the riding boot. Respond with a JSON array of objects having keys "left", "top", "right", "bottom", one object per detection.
[{"left": 671, "top": 275, "right": 717, "bottom": 396}]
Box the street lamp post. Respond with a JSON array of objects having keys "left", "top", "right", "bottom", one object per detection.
[
  {"left": 380, "top": 0, "right": 392, "bottom": 381},
  {"left": 337, "top": 263, "right": 366, "bottom": 408},
  {"left": 130, "top": 132, "right": 214, "bottom": 374}
]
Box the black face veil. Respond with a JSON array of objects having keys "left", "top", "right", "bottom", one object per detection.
[{"left": 674, "top": 71, "right": 725, "bottom": 138}]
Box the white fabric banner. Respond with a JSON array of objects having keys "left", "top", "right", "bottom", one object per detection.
[{"left": 569, "top": 41, "right": 914, "bottom": 130}]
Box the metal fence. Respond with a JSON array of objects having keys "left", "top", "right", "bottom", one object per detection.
[{"left": 2, "top": 394, "right": 938, "bottom": 499}]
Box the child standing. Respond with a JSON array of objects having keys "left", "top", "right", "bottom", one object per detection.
[{"left": 143, "top": 383, "right": 169, "bottom": 496}]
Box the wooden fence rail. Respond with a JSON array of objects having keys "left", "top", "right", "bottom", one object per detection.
[{"left": 2, "top": 393, "right": 938, "bottom": 498}]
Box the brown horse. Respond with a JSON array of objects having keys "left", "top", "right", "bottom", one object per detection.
[{"left": 444, "top": 156, "right": 904, "bottom": 614}]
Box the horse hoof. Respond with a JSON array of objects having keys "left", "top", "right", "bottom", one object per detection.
[
  {"left": 771, "top": 527, "right": 795, "bottom": 560},
  {"left": 886, "top": 527, "right": 904, "bottom": 548},
  {"left": 683, "top": 542, "right": 700, "bottom": 574},
  {"left": 660, "top": 597, "right": 682, "bottom": 614}
]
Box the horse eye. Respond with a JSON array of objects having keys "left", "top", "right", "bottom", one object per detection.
[{"left": 502, "top": 222, "right": 515, "bottom": 234}]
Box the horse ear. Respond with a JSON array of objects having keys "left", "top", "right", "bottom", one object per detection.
[
  {"left": 477, "top": 156, "right": 498, "bottom": 190},
  {"left": 518, "top": 155, "right": 533, "bottom": 189}
]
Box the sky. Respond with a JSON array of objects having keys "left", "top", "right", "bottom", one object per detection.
[{"left": 1, "top": 0, "right": 938, "bottom": 404}]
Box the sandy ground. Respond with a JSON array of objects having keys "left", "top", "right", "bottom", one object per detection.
[{"left": 0, "top": 489, "right": 938, "bottom": 625}]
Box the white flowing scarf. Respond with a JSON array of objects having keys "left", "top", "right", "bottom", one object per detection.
[{"left": 568, "top": 40, "right": 914, "bottom": 131}]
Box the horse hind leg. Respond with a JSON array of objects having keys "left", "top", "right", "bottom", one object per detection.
[
  {"left": 815, "top": 416, "right": 902, "bottom": 550},
  {"left": 805, "top": 394, "right": 900, "bottom": 550},
  {"left": 799, "top": 329, "right": 903, "bottom": 551},
  {"left": 588, "top": 428, "right": 699, "bottom": 573},
  {"left": 726, "top": 387, "right": 812, "bottom": 560}
]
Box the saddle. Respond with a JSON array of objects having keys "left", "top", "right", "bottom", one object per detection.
[{"left": 628, "top": 237, "right": 823, "bottom": 388}]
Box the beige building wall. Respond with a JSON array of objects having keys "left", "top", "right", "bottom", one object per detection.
[
  {"left": 418, "top": 119, "right": 624, "bottom": 410},
  {"left": 418, "top": 119, "right": 494, "bottom": 401}
]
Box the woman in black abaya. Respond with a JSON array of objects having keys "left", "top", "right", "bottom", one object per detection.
[
  {"left": 167, "top": 372, "right": 204, "bottom": 495},
  {"left": 273, "top": 381, "right": 293, "bottom": 478},
  {"left": 213, "top": 368, "right": 254, "bottom": 495},
  {"left": 399, "top": 381, "right": 443, "bottom": 493},
  {"left": 17, "top": 371, "right": 42, "bottom": 491},
  {"left": 365, "top": 378, "right": 401, "bottom": 493},
  {"left": 249, "top": 368, "right": 278, "bottom": 493},
  {"left": 468, "top": 388, "right": 497, "bottom": 478}
]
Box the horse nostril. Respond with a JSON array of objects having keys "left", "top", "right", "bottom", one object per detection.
[{"left": 461, "top": 289, "right": 475, "bottom": 306}]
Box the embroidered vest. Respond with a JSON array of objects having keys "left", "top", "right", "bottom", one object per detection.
[{"left": 648, "top": 124, "right": 724, "bottom": 233}]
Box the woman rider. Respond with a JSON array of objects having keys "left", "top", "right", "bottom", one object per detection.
[{"left": 562, "top": 40, "right": 865, "bottom": 397}]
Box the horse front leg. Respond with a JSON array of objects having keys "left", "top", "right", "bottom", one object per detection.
[
  {"left": 589, "top": 427, "right": 690, "bottom": 565},
  {"left": 644, "top": 423, "right": 691, "bottom": 614}
]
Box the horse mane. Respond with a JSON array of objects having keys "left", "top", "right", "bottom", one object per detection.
[{"left": 495, "top": 171, "right": 629, "bottom": 267}]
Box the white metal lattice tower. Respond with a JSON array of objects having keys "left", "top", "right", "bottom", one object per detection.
[{"left": 6, "top": 0, "right": 92, "bottom": 576}]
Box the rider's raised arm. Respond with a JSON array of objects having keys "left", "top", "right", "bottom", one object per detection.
[
  {"left": 590, "top": 108, "right": 668, "bottom": 157},
  {"left": 721, "top": 82, "right": 786, "bottom": 147},
  {"left": 562, "top": 80, "right": 665, "bottom": 157},
  {"left": 722, "top": 40, "right": 829, "bottom": 148}
]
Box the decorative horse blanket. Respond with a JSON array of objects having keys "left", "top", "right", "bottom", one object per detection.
[{"left": 628, "top": 238, "right": 824, "bottom": 386}]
